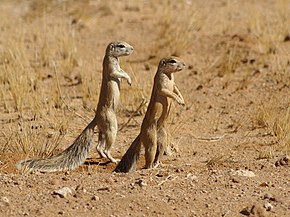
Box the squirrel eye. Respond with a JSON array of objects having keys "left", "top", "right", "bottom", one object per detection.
[
  {"left": 117, "top": 44, "right": 125, "bottom": 48},
  {"left": 169, "top": 59, "right": 177, "bottom": 64}
]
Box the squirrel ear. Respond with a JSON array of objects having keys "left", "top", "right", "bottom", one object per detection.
[
  {"left": 162, "top": 60, "right": 166, "bottom": 66},
  {"left": 110, "top": 43, "right": 115, "bottom": 51}
]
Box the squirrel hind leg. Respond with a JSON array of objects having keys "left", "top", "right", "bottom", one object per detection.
[
  {"left": 96, "top": 132, "right": 106, "bottom": 158},
  {"left": 104, "top": 149, "right": 120, "bottom": 163},
  {"left": 153, "top": 126, "right": 168, "bottom": 165},
  {"left": 103, "top": 126, "right": 119, "bottom": 163}
]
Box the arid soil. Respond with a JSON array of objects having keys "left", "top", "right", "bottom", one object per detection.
[{"left": 0, "top": 0, "right": 289, "bottom": 217}]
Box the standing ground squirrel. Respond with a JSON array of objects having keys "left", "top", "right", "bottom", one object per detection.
[
  {"left": 16, "top": 41, "right": 133, "bottom": 172},
  {"left": 114, "top": 57, "right": 185, "bottom": 173},
  {"left": 95, "top": 41, "right": 133, "bottom": 163}
]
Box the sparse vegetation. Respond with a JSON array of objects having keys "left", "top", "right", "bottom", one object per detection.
[
  {"left": 151, "top": 1, "right": 203, "bottom": 59},
  {"left": 0, "top": 0, "right": 288, "bottom": 160},
  {"left": 0, "top": 0, "right": 290, "bottom": 216},
  {"left": 0, "top": 1, "right": 91, "bottom": 158},
  {"left": 253, "top": 100, "right": 290, "bottom": 152}
]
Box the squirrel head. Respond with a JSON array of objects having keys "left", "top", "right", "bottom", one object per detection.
[
  {"left": 106, "top": 41, "right": 134, "bottom": 57},
  {"left": 158, "top": 57, "right": 186, "bottom": 74}
]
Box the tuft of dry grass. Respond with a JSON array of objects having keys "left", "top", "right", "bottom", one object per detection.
[
  {"left": 205, "top": 38, "right": 242, "bottom": 77},
  {"left": 0, "top": 2, "right": 88, "bottom": 157},
  {"left": 253, "top": 100, "right": 290, "bottom": 152},
  {"left": 205, "top": 154, "right": 232, "bottom": 167},
  {"left": 1, "top": 116, "right": 68, "bottom": 158},
  {"left": 0, "top": 7, "right": 83, "bottom": 113},
  {"left": 246, "top": 0, "right": 290, "bottom": 54},
  {"left": 150, "top": 1, "right": 203, "bottom": 59}
]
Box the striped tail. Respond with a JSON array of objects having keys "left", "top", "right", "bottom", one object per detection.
[{"left": 16, "top": 120, "right": 96, "bottom": 173}]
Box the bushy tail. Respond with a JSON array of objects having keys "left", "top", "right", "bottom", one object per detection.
[
  {"left": 16, "top": 120, "right": 96, "bottom": 173},
  {"left": 114, "top": 135, "right": 141, "bottom": 173}
]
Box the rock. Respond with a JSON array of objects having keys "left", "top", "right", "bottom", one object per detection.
[
  {"left": 53, "top": 187, "right": 73, "bottom": 198},
  {"left": 48, "top": 179, "right": 59, "bottom": 186},
  {"left": 275, "top": 156, "right": 289, "bottom": 167},
  {"left": 232, "top": 177, "right": 240, "bottom": 183},
  {"left": 155, "top": 171, "right": 169, "bottom": 177},
  {"left": 75, "top": 184, "right": 87, "bottom": 193},
  {"left": 250, "top": 204, "right": 267, "bottom": 217},
  {"left": 196, "top": 84, "right": 203, "bottom": 90},
  {"left": 1, "top": 197, "right": 9, "bottom": 204},
  {"left": 259, "top": 182, "right": 269, "bottom": 187},
  {"left": 62, "top": 177, "right": 69, "bottom": 181},
  {"left": 263, "top": 193, "right": 271, "bottom": 199},
  {"left": 263, "top": 202, "right": 273, "bottom": 211},
  {"left": 263, "top": 193, "right": 277, "bottom": 202},
  {"left": 91, "top": 195, "right": 100, "bottom": 201},
  {"left": 135, "top": 178, "right": 147, "bottom": 187},
  {"left": 97, "top": 187, "right": 110, "bottom": 192},
  {"left": 234, "top": 169, "right": 256, "bottom": 177},
  {"left": 175, "top": 168, "right": 183, "bottom": 173},
  {"left": 241, "top": 204, "right": 268, "bottom": 217},
  {"left": 186, "top": 173, "right": 198, "bottom": 181},
  {"left": 284, "top": 34, "right": 290, "bottom": 42},
  {"left": 0, "top": 197, "right": 10, "bottom": 206},
  {"left": 240, "top": 207, "right": 251, "bottom": 215}
]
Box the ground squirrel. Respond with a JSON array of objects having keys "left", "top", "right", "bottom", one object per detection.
[
  {"left": 95, "top": 41, "right": 133, "bottom": 163},
  {"left": 16, "top": 41, "right": 133, "bottom": 172},
  {"left": 114, "top": 57, "right": 185, "bottom": 173}
]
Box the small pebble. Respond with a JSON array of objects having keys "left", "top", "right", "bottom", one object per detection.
[
  {"left": 264, "top": 202, "right": 273, "bottom": 211},
  {"left": 234, "top": 169, "right": 255, "bottom": 177},
  {"left": 53, "top": 187, "right": 73, "bottom": 198},
  {"left": 1, "top": 196, "right": 9, "bottom": 204},
  {"left": 135, "top": 179, "right": 147, "bottom": 187},
  {"left": 263, "top": 193, "right": 271, "bottom": 199},
  {"left": 91, "top": 196, "right": 100, "bottom": 201},
  {"left": 259, "top": 182, "right": 269, "bottom": 187},
  {"left": 186, "top": 173, "right": 198, "bottom": 181},
  {"left": 251, "top": 204, "right": 267, "bottom": 217},
  {"left": 240, "top": 207, "right": 250, "bottom": 215},
  {"left": 232, "top": 178, "right": 240, "bottom": 183}
]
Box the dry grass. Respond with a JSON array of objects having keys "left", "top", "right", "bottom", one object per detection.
[
  {"left": 0, "top": 1, "right": 139, "bottom": 158},
  {"left": 0, "top": 9, "right": 82, "bottom": 113},
  {"left": 150, "top": 0, "right": 203, "bottom": 59},
  {"left": 245, "top": 0, "right": 289, "bottom": 54},
  {"left": 253, "top": 99, "right": 290, "bottom": 152},
  {"left": 0, "top": 1, "right": 87, "bottom": 157},
  {"left": 250, "top": 1, "right": 290, "bottom": 154},
  {"left": 1, "top": 116, "right": 68, "bottom": 158},
  {"left": 0, "top": 0, "right": 289, "bottom": 161},
  {"left": 205, "top": 155, "right": 232, "bottom": 167}
]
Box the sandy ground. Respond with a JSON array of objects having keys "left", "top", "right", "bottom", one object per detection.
[{"left": 0, "top": 0, "right": 289, "bottom": 216}]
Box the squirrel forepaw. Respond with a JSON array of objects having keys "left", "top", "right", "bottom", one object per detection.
[
  {"left": 176, "top": 99, "right": 185, "bottom": 106},
  {"left": 127, "top": 77, "right": 132, "bottom": 86}
]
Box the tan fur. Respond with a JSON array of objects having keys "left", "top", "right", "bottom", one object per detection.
[
  {"left": 95, "top": 41, "right": 133, "bottom": 163},
  {"left": 114, "top": 57, "right": 185, "bottom": 173},
  {"left": 16, "top": 41, "right": 133, "bottom": 172}
]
